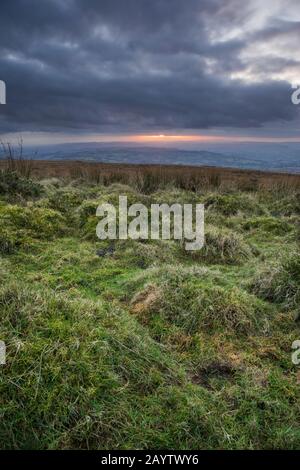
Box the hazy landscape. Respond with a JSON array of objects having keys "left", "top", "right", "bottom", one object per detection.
[{"left": 19, "top": 142, "right": 300, "bottom": 173}]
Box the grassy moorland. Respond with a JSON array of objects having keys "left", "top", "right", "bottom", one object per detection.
[{"left": 0, "top": 159, "right": 299, "bottom": 450}]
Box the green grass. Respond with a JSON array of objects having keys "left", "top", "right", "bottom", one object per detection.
[{"left": 0, "top": 173, "right": 299, "bottom": 449}]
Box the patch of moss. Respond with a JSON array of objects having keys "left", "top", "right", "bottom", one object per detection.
[
  {"left": 242, "top": 216, "right": 292, "bottom": 235},
  {"left": 204, "top": 193, "right": 266, "bottom": 216},
  {"left": 0, "top": 171, "right": 42, "bottom": 198},
  {"left": 0, "top": 204, "right": 67, "bottom": 248}
]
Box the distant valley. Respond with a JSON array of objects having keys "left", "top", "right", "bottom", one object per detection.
[{"left": 3, "top": 141, "right": 300, "bottom": 173}]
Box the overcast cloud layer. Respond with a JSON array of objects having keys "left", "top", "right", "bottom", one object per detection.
[{"left": 0, "top": 0, "right": 300, "bottom": 139}]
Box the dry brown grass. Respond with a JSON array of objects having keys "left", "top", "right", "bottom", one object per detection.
[
  {"left": 0, "top": 158, "right": 299, "bottom": 193},
  {"left": 0, "top": 141, "right": 34, "bottom": 178}
]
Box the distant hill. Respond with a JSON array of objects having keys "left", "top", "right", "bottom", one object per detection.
[{"left": 4, "top": 141, "right": 300, "bottom": 173}]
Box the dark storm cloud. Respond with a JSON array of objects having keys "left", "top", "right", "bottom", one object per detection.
[{"left": 0, "top": 0, "right": 298, "bottom": 134}]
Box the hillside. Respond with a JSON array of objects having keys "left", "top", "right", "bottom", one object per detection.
[
  {"left": 12, "top": 142, "right": 300, "bottom": 173},
  {"left": 0, "top": 163, "right": 299, "bottom": 449}
]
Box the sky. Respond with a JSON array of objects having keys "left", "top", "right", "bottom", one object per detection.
[{"left": 0, "top": 0, "right": 300, "bottom": 146}]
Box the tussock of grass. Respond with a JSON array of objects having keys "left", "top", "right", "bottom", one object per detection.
[
  {"left": 203, "top": 193, "right": 266, "bottom": 216},
  {"left": 0, "top": 205, "right": 66, "bottom": 253},
  {"left": 272, "top": 192, "right": 300, "bottom": 216},
  {"left": 187, "top": 225, "right": 253, "bottom": 264},
  {"left": 115, "top": 239, "right": 180, "bottom": 269},
  {"left": 0, "top": 226, "right": 26, "bottom": 254},
  {"left": 121, "top": 263, "right": 214, "bottom": 301},
  {"left": 0, "top": 170, "right": 42, "bottom": 198},
  {"left": 152, "top": 188, "right": 198, "bottom": 205},
  {"left": 76, "top": 199, "right": 101, "bottom": 227},
  {"left": 46, "top": 188, "right": 86, "bottom": 214},
  {"left": 141, "top": 275, "right": 270, "bottom": 335},
  {"left": 242, "top": 216, "right": 292, "bottom": 235},
  {"left": 250, "top": 252, "right": 300, "bottom": 308},
  {"left": 39, "top": 177, "right": 64, "bottom": 189}
]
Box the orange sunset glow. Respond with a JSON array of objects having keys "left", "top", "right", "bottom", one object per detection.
[{"left": 120, "top": 134, "right": 300, "bottom": 144}]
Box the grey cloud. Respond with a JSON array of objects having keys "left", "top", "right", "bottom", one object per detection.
[{"left": 0, "top": 0, "right": 299, "bottom": 135}]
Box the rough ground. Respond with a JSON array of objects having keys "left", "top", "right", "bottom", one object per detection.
[{"left": 0, "top": 166, "right": 299, "bottom": 449}]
